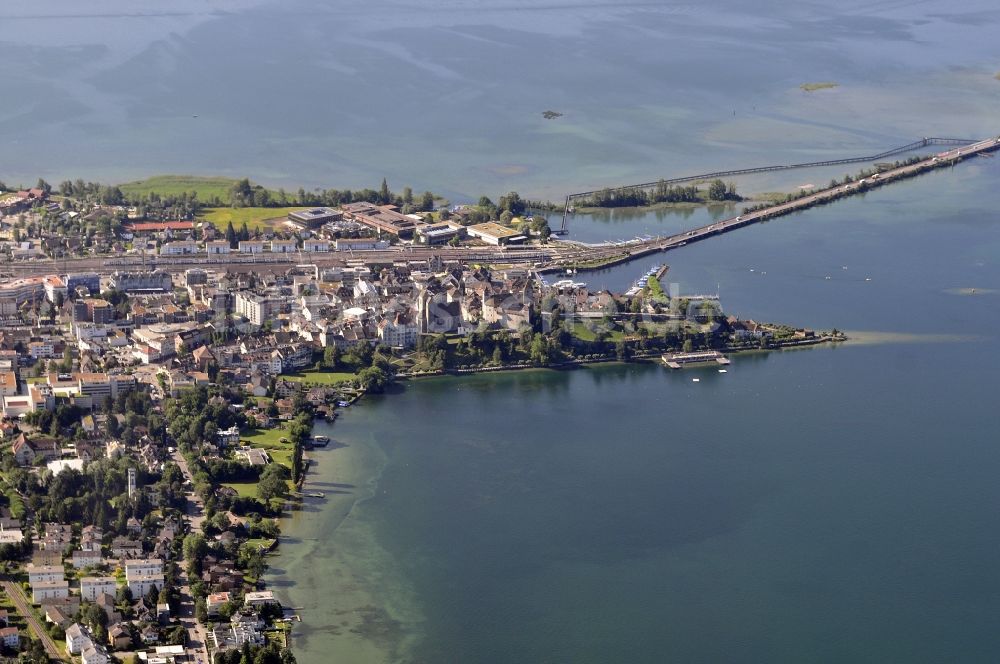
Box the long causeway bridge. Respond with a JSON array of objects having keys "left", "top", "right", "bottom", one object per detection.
[
  {"left": 546, "top": 135, "right": 1000, "bottom": 267},
  {"left": 559, "top": 136, "right": 977, "bottom": 233}
]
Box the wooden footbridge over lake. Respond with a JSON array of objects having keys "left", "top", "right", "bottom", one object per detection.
[{"left": 558, "top": 136, "right": 980, "bottom": 234}]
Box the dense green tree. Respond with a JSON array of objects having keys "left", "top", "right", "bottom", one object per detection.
[{"left": 257, "top": 465, "right": 289, "bottom": 503}]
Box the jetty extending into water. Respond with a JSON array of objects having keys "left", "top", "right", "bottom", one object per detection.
[{"left": 662, "top": 350, "right": 732, "bottom": 369}]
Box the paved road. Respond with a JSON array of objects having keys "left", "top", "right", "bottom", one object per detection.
[
  {"left": 169, "top": 449, "right": 211, "bottom": 664},
  {"left": 1, "top": 579, "right": 64, "bottom": 661}
]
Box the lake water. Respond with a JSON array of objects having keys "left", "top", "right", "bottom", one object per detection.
[
  {"left": 273, "top": 153, "right": 1000, "bottom": 663},
  {"left": 1, "top": 0, "right": 999, "bottom": 201},
  {"left": 4, "top": 1, "right": 1000, "bottom": 662}
]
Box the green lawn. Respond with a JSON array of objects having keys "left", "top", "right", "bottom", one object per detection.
[
  {"left": 282, "top": 371, "right": 356, "bottom": 386},
  {"left": 240, "top": 427, "right": 289, "bottom": 448},
  {"left": 200, "top": 206, "right": 309, "bottom": 232},
  {"left": 245, "top": 538, "right": 278, "bottom": 552},
  {"left": 570, "top": 323, "right": 626, "bottom": 342},
  {"left": 240, "top": 427, "right": 295, "bottom": 470},
  {"left": 222, "top": 482, "right": 258, "bottom": 499},
  {"left": 571, "top": 323, "right": 597, "bottom": 341},
  {"left": 118, "top": 175, "right": 249, "bottom": 201}
]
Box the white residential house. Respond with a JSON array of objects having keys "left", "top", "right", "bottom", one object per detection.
[
  {"left": 376, "top": 315, "right": 419, "bottom": 348},
  {"left": 126, "top": 572, "right": 164, "bottom": 598},
  {"left": 125, "top": 559, "right": 164, "bottom": 596},
  {"left": 79, "top": 577, "right": 117, "bottom": 602},
  {"left": 26, "top": 564, "right": 64, "bottom": 585},
  {"left": 160, "top": 240, "right": 199, "bottom": 255},
  {"left": 124, "top": 559, "right": 164, "bottom": 577},
  {"left": 71, "top": 550, "right": 103, "bottom": 569},
  {"left": 205, "top": 241, "right": 231, "bottom": 255},
  {"left": 238, "top": 240, "right": 266, "bottom": 254},
  {"left": 0, "top": 626, "right": 19, "bottom": 648},
  {"left": 66, "top": 623, "right": 91, "bottom": 655},
  {"left": 206, "top": 592, "right": 231, "bottom": 616},
  {"left": 302, "top": 239, "right": 330, "bottom": 252},
  {"left": 244, "top": 591, "right": 278, "bottom": 608},
  {"left": 31, "top": 580, "right": 69, "bottom": 602},
  {"left": 270, "top": 239, "right": 297, "bottom": 253},
  {"left": 216, "top": 426, "right": 241, "bottom": 448},
  {"left": 81, "top": 643, "right": 109, "bottom": 664}
]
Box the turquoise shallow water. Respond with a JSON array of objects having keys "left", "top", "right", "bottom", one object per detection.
[{"left": 272, "top": 153, "right": 1000, "bottom": 663}]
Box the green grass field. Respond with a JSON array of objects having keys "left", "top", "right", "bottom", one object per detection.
[
  {"left": 245, "top": 538, "right": 278, "bottom": 552},
  {"left": 222, "top": 482, "right": 258, "bottom": 499},
  {"left": 570, "top": 323, "right": 625, "bottom": 342},
  {"left": 281, "top": 371, "right": 356, "bottom": 386},
  {"left": 241, "top": 426, "right": 290, "bottom": 448},
  {"left": 200, "top": 206, "right": 309, "bottom": 232},
  {"left": 118, "top": 175, "right": 247, "bottom": 201},
  {"left": 240, "top": 426, "right": 295, "bottom": 469}
]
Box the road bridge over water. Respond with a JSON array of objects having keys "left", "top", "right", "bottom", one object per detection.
[{"left": 548, "top": 135, "right": 1000, "bottom": 266}]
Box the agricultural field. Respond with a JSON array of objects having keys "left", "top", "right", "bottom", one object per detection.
[
  {"left": 200, "top": 207, "right": 309, "bottom": 232},
  {"left": 118, "top": 175, "right": 246, "bottom": 201}
]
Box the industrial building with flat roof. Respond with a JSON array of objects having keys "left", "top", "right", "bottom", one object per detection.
[
  {"left": 341, "top": 203, "right": 417, "bottom": 237},
  {"left": 288, "top": 207, "right": 342, "bottom": 228},
  {"left": 466, "top": 222, "right": 525, "bottom": 246}
]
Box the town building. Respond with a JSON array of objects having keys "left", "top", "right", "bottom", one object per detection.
[
  {"left": 466, "top": 222, "right": 525, "bottom": 246},
  {"left": 109, "top": 271, "right": 173, "bottom": 292},
  {"left": 270, "top": 239, "right": 297, "bottom": 253},
  {"left": 238, "top": 240, "right": 266, "bottom": 254},
  {"left": 31, "top": 580, "right": 70, "bottom": 602},
  {"left": 80, "top": 577, "right": 117, "bottom": 601},
  {"left": 334, "top": 238, "right": 388, "bottom": 251},
  {"left": 26, "top": 564, "right": 64, "bottom": 585},
  {"left": 65, "top": 273, "right": 101, "bottom": 294},
  {"left": 0, "top": 626, "right": 18, "bottom": 649},
  {"left": 341, "top": 202, "right": 417, "bottom": 237},
  {"left": 234, "top": 292, "right": 280, "bottom": 327},
  {"left": 159, "top": 240, "right": 199, "bottom": 255},
  {"left": 288, "top": 207, "right": 342, "bottom": 228},
  {"left": 302, "top": 239, "right": 330, "bottom": 252}
]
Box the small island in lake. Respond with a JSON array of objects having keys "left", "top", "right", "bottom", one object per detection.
[{"left": 800, "top": 81, "right": 839, "bottom": 92}]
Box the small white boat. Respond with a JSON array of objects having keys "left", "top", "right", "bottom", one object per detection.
[
  {"left": 718, "top": 369, "right": 727, "bottom": 373},
  {"left": 692, "top": 378, "right": 700, "bottom": 383}
]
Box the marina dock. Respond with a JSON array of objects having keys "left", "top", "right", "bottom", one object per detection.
[{"left": 661, "top": 350, "right": 731, "bottom": 369}]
